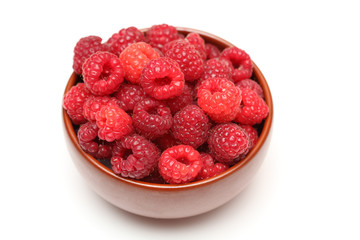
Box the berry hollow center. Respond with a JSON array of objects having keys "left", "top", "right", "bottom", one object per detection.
[{"left": 154, "top": 76, "right": 172, "bottom": 86}]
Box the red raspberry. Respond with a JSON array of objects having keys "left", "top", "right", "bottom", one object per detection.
[
  {"left": 72, "top": 36, "right": 106, "bottom": 75},
  {"left": 208, "top": 123, "right": 250, "bottom": 164},
  {"left": 119, "top": 42, "right": 160, "bottom": 84},
  {"left": 220, "top": 46, "right": 252, "bottom": 82},
  {"left": 95, "top": 104, "right": 133, "bottom": 142},
  {"left": 146, "top": 24, "right": 180, "bottom": 50},
  {"left": 158, "top": 145, "right": 203, "bottom": 184},
  {"left": 234, "top": 88, "right": 269, "bottom": 125},
  {"left": 113, "top": 83, "right": 145, "bottom": 112},
  {"left": 140, "top": 57, "right": 184, "bottom": 100},
  {"left": 205, "top": 43, "right": 221, "bottom": 59},
  {"left": 196, "top": 153, "right": 228, "bottom": 180},
  {"left": 132, "top": 98, "right": 173, "bottom": 139},
  {"left": 172, "top": 105, "right": 211, "bottom": 149},
  {"left": 166, "top": 83, "right": 194, "bottom": 114},
  {"left": 111, "top": 134, "right": 160, "bottom": 179},
  {"left": 185, "top": 32, "right": 206, "bottom": 60},
  {"left": 240, "top": 125, "right": 259, "bottom": 150},
  {"left": 235, "top": 79, "right": 264, "bottom": 98},
  {"left": 197, "top": 78, "right": 241, "bottom": 123},
  {"left": 106, "top": 26, "right": 145, "bottom": 56},
  {"left": 154, "top": 132, "right": 181, "bottom": 151},
  {"left": 83, "top": 96, "right": 119, "bottom": 122},
  {"left": 63, "top": 83, "right": 92, "bottom": 125},
  {"left": 165, "top": 39, "right": 204, "bottom": 82},
  {"left": 77, "top": 121, "right": 113, "bottom": 159},
  {"left": 82, "top": 51, "right": 124, "bottom": 95}
]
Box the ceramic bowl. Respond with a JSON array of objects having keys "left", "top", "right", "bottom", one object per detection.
[{"left": 63, "top": 27, "right": 273, "bottom": 219}]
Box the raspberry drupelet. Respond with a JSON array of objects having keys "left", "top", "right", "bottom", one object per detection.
[
  {"left": 196, "top": 153, "right": 228, "bottom": 180},
  {"left": 63, "top": 83, "right": 92, "bottom": 125},
  {"left": 140, "top": 57, "right": 185, "bottom": 100},
  {"left": 72, "top": 36, "right": 106, "bottom": 75},
  {"left": 106, "top": 26, "right": 145, "bottom": 56},
  {"left": 208, "top": 123, "right": 250, "bottom": 165},
  {"left": 234, "top": 88, "right": 269, "bottom": 125},
  {"left": 119, "top": 42, "right": 160, "bottom": 84},
  {"left": 82, "top": 51, "right": 124, "bottom": 96},
  {"left": 95, "top": 104, "right": 133, "bottom": 142},
  {"left": 158, "top": 145, "right": 203, "bottom": 184},
  {"left": 220, "top": 46, "right": 253, "bottom": 82},
  {"left": 132, "top": 97, "right": 173, "bottom": 140},
  {"left": 111, "top": 134, "right": 161, "bottom": 179},
  {"left": 197, "top": 77, "right": 241, "bottom": 123},
  {"left": 171, "top": 105, "right": 211, "bottom": 149}
]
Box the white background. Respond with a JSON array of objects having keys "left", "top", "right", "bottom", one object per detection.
[{"left": 1, "top": 0, "right": 359, "bottom": 239}]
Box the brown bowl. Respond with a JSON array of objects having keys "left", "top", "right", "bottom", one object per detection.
[{"left": 63, "top": 27, "right": 273, "bottom": 219}]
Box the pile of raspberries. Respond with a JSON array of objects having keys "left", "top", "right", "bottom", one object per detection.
[{"left": 63, "top": 24, "right": 269, "bottom": 184}]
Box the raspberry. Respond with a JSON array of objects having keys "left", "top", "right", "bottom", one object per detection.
[
  {"left": 220, "top": 46, "right": 252, "bottom": 82},
  {"left": 111, "top": 134, "right": 160, "bottom": 179},
  {"left": 197, "top": 78, "right": 241, "bottom": 123},
  {"left": 240, "top": 125, "right": 259, "bottom": 150},
  {"left": 208, "top": 123, "right": 250, "bottom": 164},
  {"left": 154, "top": 132, "right": 181, "bottom": 151},
  {"left": 106, "top": 26, "right": 145, "bottom": 56},
  {"left": 146, "top": 24, "right": 180, "bottom": 50},
  {"left": 185, "top": 32, "right": 206, "bottom": 60},
  {"left": 72, "top": 36, "right": 106, "bottom": 75},
  {"left": 171, "top": 105, "right": 211, "bottom": 149},
  {"left": 205, "top": 43, "right": 221, "bottom": 59},
  {"left": 95, "top": 104, "right": 133, "bottom": 142},
  {"left": 82, "top": 51, "right": 124, "bottom": 95},
  {"left": 196, "top": 153, "right": 228, "bottom": 180},
  {"left": 77, "top": 121, "right": 113, "bottom": 159},
  {"left": 113, "top": 83, "right": 145, "bottom": 112},
  {"left": 140, "top": 57, "right": 184, "bottom": 100},
  {"left": 119, "top": 42, "right": 160, "bottom": 84},
  {"left": 158, "top": 145, "right": 203, "bottom": 184},
  {"left": 235, "top": 79, "right": 264, "bottom": 98},
  {"left": 132, "top": 98, "right": 172, "bottom": 139},
  {"left": 63, "top": 83, "right": 92, "bottom": 124},
  {"left": 165, "top": 39, "right": 204, "bottom": 82},
  {"left": 83, "top": 96, "right": 119, "bottom": 122},
  {"left": 166, "top": 83, "right": 194, "bottom": 114},
  {"left": 234, "top": 88, "right": 269, "bottom": 125}
]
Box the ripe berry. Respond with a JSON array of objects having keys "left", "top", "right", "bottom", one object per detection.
[
  {"left": 234, "top": 88, "right": 269, "bottom": 125},
  {"left": 82, "top": 51, "right": 124, "bottom": 95},
  {"left": 166, "top": 83, "right": 194, "bottom": 114},
  {"left": 106, "top": 26, "right": 145, "bottom": 56},
  {"left": 72, "top": 36, "right": 106, "bottom": 75},
  {"left": 95, "top": 104, "right": 133, "bottom": 142},
  {"left": 197, "top": 153, "right": 228, "bottom": 180},
  {"left": 111, "top": 134, "right": 160, "bottom": 179},
  {"left": 172, "top": 105, "right": 211, "bottom": 149},
  {"left": 132, "top": 98, "right": 173, "bottom": 139},
  {"left": 220, "top": 46, "right": 252, "bottom": 82},
  {"left": 63, "top": 83, "right": 92, "bottom": 125},
  {"left": 205, "top": 43, "right": 221, "bottom": 59},
  {"left": 185, "top": 32, "right": 206, "bottom": 60},
  {"left": 119, "top": 42, "right": 160, "bottom": 84},
  {"left": 208, "top": 123, "right": 250, "bottom": 164},
  {"left": 146, "top": 24, "right": 180, "bottom": 50},
  {"left": 165, "top": 39, "right": 204, "bottom": 82},
  {"left": 113, "top": 83, "right": 145, "bottom": 112},
  {"left": 158, "top": 145, "right": 203, "bottom": 184},
  {"left": 235, "top": 79, "right": 264, "bottom": 98},
  {"left": 140, "top": 57, "right": 185, "bottom": 100},
  {"left": 83, "top": 96, "right": 119, "bottom": 122},
  {"left": 197, "top": 78, "right": 241, "bottom": 122}
]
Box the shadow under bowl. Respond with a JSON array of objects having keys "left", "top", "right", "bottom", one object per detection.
[{"left": 63, "top": 27, "right": 274, "bottom": 219}]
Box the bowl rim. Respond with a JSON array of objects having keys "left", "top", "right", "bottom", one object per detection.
[{"left": 63, "top": 27, "right": 273, "bottom": 191}]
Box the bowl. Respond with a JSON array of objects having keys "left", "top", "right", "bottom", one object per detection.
[{"left": 63, "top": 27, "right": 274, "bottom": 219}]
